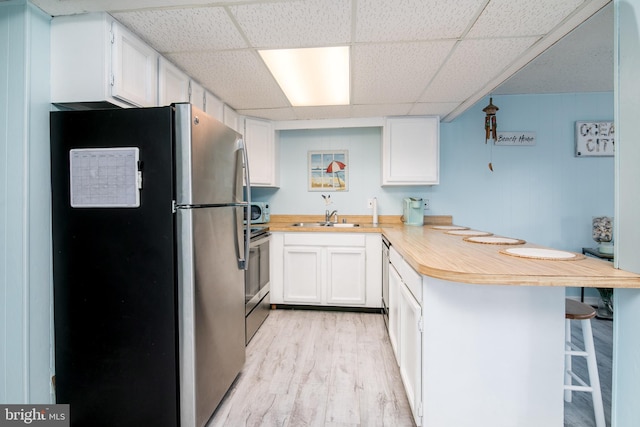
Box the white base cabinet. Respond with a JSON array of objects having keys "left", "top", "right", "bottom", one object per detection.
[
  {"left": 382, "top": 116, "right": 439, "bottom": 186},
  {"left": 271, "top": 232, "right": 381, "bottom": 308},
  {"left": 326, "top": 247, "right": 366, "bottom": 305},
  {"left": 398, "top": 278, "right": 422, "bottom": 426},
  {"left": 51, "top": 13, "right": 158, "bottom": 108},
  {"left": 388, "top": 262, "right": 402, "bottom": 359},
  {"left": 388, "top": 246, "right": 423, "bottom": 425},
  {"left": 283, "top": 246, "right": 323, "bottom": 303}
]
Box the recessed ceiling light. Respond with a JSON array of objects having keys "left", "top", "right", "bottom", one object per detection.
[{"left": 259, "top": 46, "right": 350, "bottom": 107}]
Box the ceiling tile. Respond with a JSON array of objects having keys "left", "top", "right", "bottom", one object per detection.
[
  {"left": 467, "top": 0, "right": 584, "bottom": 38},
  {"left": 35, "top": 0, "right": 612, "bottom": 121},
  {"left": 356, "top": 0, "right": 486, "bottom": 42},
  {"left": 420, "top": 37, "right": 539, "bottom": 102},
  {"left": 352, "top": 40, "right": 456, "bottom": 104},
  {"left": 494, "top": 3, "right": 613, "bottom": 94},
  {"left": 32, "top": 0, "right": 247, "bottom": 15},
  {"left": 238, "top": 108, "right": 297, "bottom": 121},
  {"left": 112, "top": 7, "right": 247, "bottom": 52},
  {"left": 229, "top": 0, "right": 352, "bottom": 49},
  {"left": 351, "top": 104, "right": 413, "bottom": 117},
  {"left": 409, "top": 103, "right": 460, "bottom": 117},
  {"left": 292, "top": 105, "right": 353, "bottom": 120},
  {"left": 166, "top": 50, "right": 290, "bottom": 110}
]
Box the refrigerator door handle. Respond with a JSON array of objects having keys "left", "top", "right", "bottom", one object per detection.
[{"left": 237, "top": 138, "right": 251, "bottom": 271}]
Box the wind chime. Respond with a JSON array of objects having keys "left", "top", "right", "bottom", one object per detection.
[{"left": 482, "top": 97, "right": 499, "bottom": 171}]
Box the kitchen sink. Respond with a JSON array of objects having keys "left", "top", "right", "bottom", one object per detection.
[{"left": 291, "top": 222, "right": 360, "bottom": 228}]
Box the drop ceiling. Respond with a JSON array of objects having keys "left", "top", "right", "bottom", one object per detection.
[{"left": 31, "top": 0, "right": 613, "bottom": 122}]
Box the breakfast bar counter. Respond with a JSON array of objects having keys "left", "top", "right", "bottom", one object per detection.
[
  {"left": 269, "top": 214, "right": 640, "bottom": 289},
  {"left": 269, "top": 215, "right": 640, "bottom": 426},
  {"left": 382, "top": 224, "right": 640, "bottom": 289}
]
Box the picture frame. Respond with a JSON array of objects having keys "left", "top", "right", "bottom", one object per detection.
[
  {"left": 575, "top": 121, "right": 615, "bottom": 157},
  {"left": 308, "top": 150, "right": 348, "bottom": 191}
]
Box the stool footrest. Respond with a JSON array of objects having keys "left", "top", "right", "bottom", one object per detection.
[
  {"left": 566, "top": 349, "right": 589, "bottom": 357},
  {"left": 565, "top": 369, "right": 592, "bottom": 390}
]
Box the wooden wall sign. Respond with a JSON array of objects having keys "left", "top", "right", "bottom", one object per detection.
[
  {"left": 575, "top": 121, "right": 614, "bottom": 157},
  {"left": 495, "top": 132, "right": 536, "bottom": 146}
]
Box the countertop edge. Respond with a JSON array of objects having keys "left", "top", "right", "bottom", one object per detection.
[{"left": 267, "top": 215, "right": 640, "bottom": 288}]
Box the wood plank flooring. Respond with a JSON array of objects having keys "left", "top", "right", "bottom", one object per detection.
[
  {"left": 207, "top": 308, "right": 613, "bottom": 427},
  {"left": 207, "top": 308, "right": 415, "bottom": 427}
]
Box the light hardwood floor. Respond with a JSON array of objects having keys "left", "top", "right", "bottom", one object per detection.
[
  {"left": 207, "top": 308, "right": 415, "bottom": 427},
  {"left": 564, "top": 315, "right": 613, "bottom": 427},
  {"left": 207, "top": 308, "right": 613, "bottom": 427}
]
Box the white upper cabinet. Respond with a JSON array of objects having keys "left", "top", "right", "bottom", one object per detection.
[
  {"left": 190, "top": 80, "right": 205, "bottom": 111},
  {"left": 244, "top": 117, "right": 279, "bottom": 187},
  {"left": 204, "top": 91, "right": 224, "bottom": 122},
  {"left": 223, "top": 105, "right": 240, "bottom": 133},
  {"left": 382, "top": 116, "right": 440, "bottom": 186},
  {"left": 158, "top": 57, "right": 190, "bottom": 106},
  {"left": 51, "top": 13, "right": 158, "bottom": 108}
]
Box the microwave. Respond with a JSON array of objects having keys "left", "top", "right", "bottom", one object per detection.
[{"left": 245, "top": 202, "right": 270, "bottom": 224}]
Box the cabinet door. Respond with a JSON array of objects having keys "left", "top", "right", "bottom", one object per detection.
[
  {"left": 244, "top": 118, "right": 277, "bottom": 187},
  {"left": 326, "top": 247, "right": 366, "bottom": 306},
  {"left": 158, "top": 57, "right": 190, "bottom": 106},
  {"left": 111, "top": 21, "right": 158, "bottom": 107},
  {"left": 224, "top": 105, "right": 240, "bottom": 132},
  {"left": 399, "top": 281, "right": 423, "bottom": 426},
  {"left": 190, "top": 81, "right": 205, "bottom": 111},
  {"left": 382, "top": 116, "right": 439, "bottom": 185},
  {"left": 388, "top": 263, "right": 402, "bottom": 361},
  {"left": 283, "top": 246, "right": 322, "bottom": 303},
  {"left": 204, "top": 91, "right": 224, "bottom": 121}
]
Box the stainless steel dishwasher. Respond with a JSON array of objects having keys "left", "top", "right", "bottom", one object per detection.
[{"left": 382, "top": 235, "right": 390, "bottom": 329}]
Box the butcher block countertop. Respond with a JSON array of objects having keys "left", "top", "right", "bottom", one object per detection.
[{"left": 268, "top": 215, "right": 640, "bottom": 288}]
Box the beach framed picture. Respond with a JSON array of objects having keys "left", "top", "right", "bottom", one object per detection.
[{"left": 308, "top": 150, "right": 348, "bottom": 191}]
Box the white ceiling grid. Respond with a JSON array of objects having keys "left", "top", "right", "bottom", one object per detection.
[{"left": 32, "top": 0, "right": 612, "bottom": 122}]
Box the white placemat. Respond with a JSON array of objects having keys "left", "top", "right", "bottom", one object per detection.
[
  {"left": 464, "top": 236, "right": 525, "bottom": 245},
  {"left": 445, "top": 230, "right": 492, "bottom": 236},
  {"left": 432, "top": 225, "right": 469, "bottom": 230},
  {"left": 500, "top": 247, "right": 585, "bottom": 260}
]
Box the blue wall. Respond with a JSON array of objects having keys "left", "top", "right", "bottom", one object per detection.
[
  {"left": 255, "top": 92, "right": 614, "bottom": 301},
  {"left": 258, "top": 92, "right": 614, "bottom": 255},
  {"left": 0, "top": 0, "right": 53, "bottom": 404},
  {"left": 437, "top": 92, "right": 614, "bottom": 253}
]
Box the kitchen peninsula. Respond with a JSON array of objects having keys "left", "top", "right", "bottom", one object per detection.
[{"left": 268, "top": 215, "right": 640, "bottom": 427}]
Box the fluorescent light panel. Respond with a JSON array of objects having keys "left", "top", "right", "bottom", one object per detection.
[{"left": 259, "top": 46, "right": 350, "bottom": 107}]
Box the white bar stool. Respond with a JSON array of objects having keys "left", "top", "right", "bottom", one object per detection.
[{"left": 564, "top": 298, "right": 605, "bottom": 427}]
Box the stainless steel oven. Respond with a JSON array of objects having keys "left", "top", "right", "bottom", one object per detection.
[{"left": 245, "top": 226, "right": 271, "bottom": 344}]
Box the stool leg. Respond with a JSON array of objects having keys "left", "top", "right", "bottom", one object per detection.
[
  {"left": 564, "top": 318, "right": 573, "bottom": 402},
  {"left": 582, "top": 319, "right": 605, "bottom": 427}
]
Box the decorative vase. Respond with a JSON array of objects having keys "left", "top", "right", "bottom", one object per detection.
[
  {"left": 596, "top": 288, "right": 613, "bottom": 319},
  {"left": 592, "top": 216, "right": 613, "bottom": 254}
]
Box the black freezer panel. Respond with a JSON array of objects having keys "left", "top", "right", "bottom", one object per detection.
[{"left": 50, "top": 107, "right": 179, "bottom": 427}]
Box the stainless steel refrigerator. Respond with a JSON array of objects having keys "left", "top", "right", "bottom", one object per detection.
[{"left": 50, "top": 103, "right": 250, "bottom": 427}]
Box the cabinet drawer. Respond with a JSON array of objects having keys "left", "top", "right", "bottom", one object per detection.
[
  {"left": 401, "top": 259, "right": 422, "bottom": 303},
  {"left": 389, "top": 246, "right": 422, "bottom": 303},
  {"left": 389, "top": 246, "right": 403, "bottom": 269},
  {"left": 284, "top": 232, "right": 365, "bottom": 247}
]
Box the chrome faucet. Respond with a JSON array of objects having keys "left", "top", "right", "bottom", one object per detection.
[{"left": 325, "top": 210, "right": 338, "bottom": 223}]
